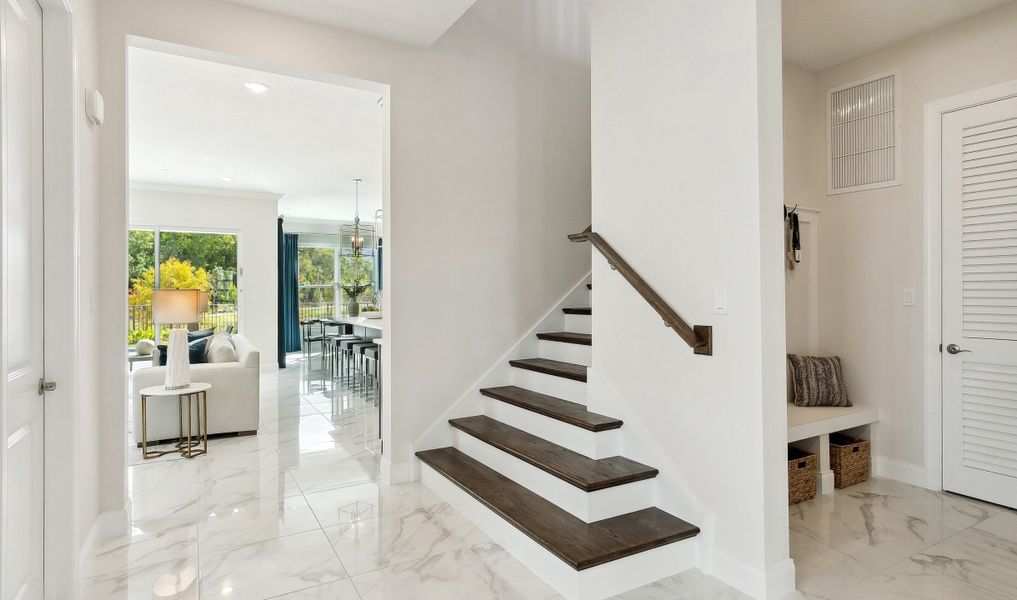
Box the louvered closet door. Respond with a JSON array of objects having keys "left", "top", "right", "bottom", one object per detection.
[{"left": 943, "top": 96, "right": 1017, "bottom": 508}]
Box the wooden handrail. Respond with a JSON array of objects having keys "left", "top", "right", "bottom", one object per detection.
[{"left": 569, "top": 226, "right": 712, "bottom": 356}]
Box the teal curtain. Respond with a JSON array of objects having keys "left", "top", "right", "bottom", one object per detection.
[{"left": 278, "top": 219, "right": 301, "bottom": 366}]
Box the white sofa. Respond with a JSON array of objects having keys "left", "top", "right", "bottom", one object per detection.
[{"left": 132, "top": 334, "right": 260, "bottom": 445}]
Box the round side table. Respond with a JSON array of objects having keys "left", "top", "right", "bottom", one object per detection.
[{"left": 138, "top": 382, "right": 212, "bottom": 459}]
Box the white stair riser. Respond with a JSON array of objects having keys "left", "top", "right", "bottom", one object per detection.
[
  {"left": 564, "top": 313, "right": 592, "bottom": 334},
  {"left": 510, "top": 368, "right": 587, "bottom": 404},
  {"left": 451, "top": 428, "right": 653, "bottom": 522},
  {"left": 485, "top": 398, "right": 620, "bottom": 459},
  {"left": 420, "top": 462, "right": 696, "bottom": 600},
  {"left": 539, "top": 339, "right": 592, "bottom": 365}
]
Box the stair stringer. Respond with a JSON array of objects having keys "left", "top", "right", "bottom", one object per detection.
[
  {"left": 411, "top": 272, "right": 593, "bottom": 477},
  {"left": 584, "top": 369, "right": 710, "bottom": 577}
]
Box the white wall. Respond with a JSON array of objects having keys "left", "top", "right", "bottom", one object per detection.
[
  {"left": 96, "top": 0, "right": 591, "bottom": 512},
  {"left": 74, "top": 0, "right": 101, "bottom": 554},
  {"left": 782, "top": 63, "right": 822, "bottom": 358},
  {"left": 39, "top": 0, "right": 103, "bottom": 595},
  {"left": 589, "top": 1, "right": 792, "bottom": 597},
  {"left": 128, "top": 184, "right": 280, "bottom": 362},
  {"left": 781, "top": 2, "right": 1017, "bottom": 482}
]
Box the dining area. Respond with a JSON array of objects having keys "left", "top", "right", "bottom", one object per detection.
[{"left": 300, "top": 315, "right": 384, "bottom": 401}]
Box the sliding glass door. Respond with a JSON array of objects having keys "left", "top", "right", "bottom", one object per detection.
[{"left": 128, "top": 228, "right": 239, "bottom": 343}]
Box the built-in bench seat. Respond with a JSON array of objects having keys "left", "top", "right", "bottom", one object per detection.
[{"left": 787, "top": 403, "right": 879, "bottom": 495}]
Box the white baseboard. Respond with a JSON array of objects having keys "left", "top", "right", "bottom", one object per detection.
[
  {"left": 78, "top": 503, "right": 131, "bottom": 581},
  {"left": 873, "top": 455, "right": 927, "bottom": 488},
  {"left": 703, "top": 547, "right": 796, "bottom": 600},
  {"left": 817, "top": 470, "right": 834, "bottom": 496},
  {"left": 381, "top": 456, "right": 414, "bottom": 484}
]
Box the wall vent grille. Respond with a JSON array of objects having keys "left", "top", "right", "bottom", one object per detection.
[{"left": 827, "top": 72, "right": 900, "bottom": 194}]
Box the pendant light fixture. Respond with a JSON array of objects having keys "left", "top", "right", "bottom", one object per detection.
[{"left": 340, "top": 178, "right": 376, "bottom": 260}]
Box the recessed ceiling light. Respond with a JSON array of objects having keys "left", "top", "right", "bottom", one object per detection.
[
  {"left": 243, "top": 81, "right": 269, "bottom": 94},
  {"left": 219, "top": 176, "right": 234, "bottom": 182}
]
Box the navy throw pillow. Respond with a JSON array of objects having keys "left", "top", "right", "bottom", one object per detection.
[{"left": 157, "top": 339, "right": 209, "bottom": 366}]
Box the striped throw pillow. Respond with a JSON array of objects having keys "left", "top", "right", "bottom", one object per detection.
[{"left": 787, "top": 354, "right": 851, "bottom": 407}]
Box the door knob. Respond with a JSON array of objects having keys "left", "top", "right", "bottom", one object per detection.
[{"left": 946, "top": 343, "right": 970, "bottom": 355}]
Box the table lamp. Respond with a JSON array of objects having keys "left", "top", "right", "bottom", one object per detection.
[{"left": 152, "top": 289, "right": 205, "bottom": 390}]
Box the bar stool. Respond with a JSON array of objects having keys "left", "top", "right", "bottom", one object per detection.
[
  {"left": 337, "top": 338, "right": 367, "bottom": 384},
  {"left": 300, "top": 319, "right": 324, "bottom": 359},
  {"left": 325, "top": 333, "right": 359, "bottom": 377},
  {"left": 362, "top": 345, "right": 381, "bottom": 399},
  {"left": 346, "top": 341, "right": 377, "bottom": 390}
]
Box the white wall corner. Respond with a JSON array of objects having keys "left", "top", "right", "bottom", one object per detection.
[
  {"left": 873, "top": 455, "right": 927, "bottom": 488},
  {"left": 410, "top": 272, "right": 592, "bottom": 458},
  {"left": 78, "top": 501, "right": 131, "bottom": 581},
  {"left": 703, "top": 543, "right": 796, "bottom": 600},
  {"left": 381, "top": 455, "right": 415, "bottom": 485}
]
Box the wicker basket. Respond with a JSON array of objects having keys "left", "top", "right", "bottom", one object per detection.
[
  {"left": 830, "top": 433, "right": 870, "bottom": 488},
  {"left": 788, "top": 446, "right": 817, "bottom": 505}
]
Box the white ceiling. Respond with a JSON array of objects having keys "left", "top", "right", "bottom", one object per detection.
[
  {"left": 783, "top": 0, "right": 1014, "bottom": 71},
  {"left": 222, "top": 0, "right": 478, "bottom": 47},
  {"left": 129, "top": 47, "right": 383, "bottom": 222}
]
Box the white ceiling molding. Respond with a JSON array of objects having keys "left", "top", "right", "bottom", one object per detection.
[
  {"left": 221, "top": 0, "right": 478, "bottom": 47},
  {"left": 129, "top": 182, "right": 284, "bottom": 202},
  {"left": 783, "top": 0, "right": 1014, "bottom": 72},
  {"left": 129, "top": 47, "right": 383, "bottom": 222}
]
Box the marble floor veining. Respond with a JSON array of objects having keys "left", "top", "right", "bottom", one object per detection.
[
  {"left": 790, "top": 476, "right": 1017, "bottom": 599},
  {"left": 94, "top": 354, "right": 1016, "bottom": 599},
  {"left": 96, "top": 354, "right": 742, "bottom": 600}
]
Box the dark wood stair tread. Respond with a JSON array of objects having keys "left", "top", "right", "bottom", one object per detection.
[
  {"left": 480, "top": 386, "right": 621, "bottom": 432},
  {"left": 563, "top": 306, "right": 591, "bottom": 315},
  {"left": 417, "top": 447, "right": 698, "bottom": 570},
  {"left": 536, "top": 331, "right": 592, "bottom": 346},
  {"left": 509, "top": 358, "right": 587, "bottom": 382},
  {"left": 449, "top": 415, "right": 656, "bottom": 491}
]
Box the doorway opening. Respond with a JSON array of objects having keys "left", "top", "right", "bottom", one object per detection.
[
  {"left": 124, "top": 42, "right": 389, "bottom": 481},
  {"left": 781, "top": 0, "right": 1017, "bottom": 597}
]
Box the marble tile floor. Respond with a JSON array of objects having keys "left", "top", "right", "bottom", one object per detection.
[
  {"left": 789, "top": 476, "right": 1017, "bottom": 599},
  {"left": 101, "top": 354, "right": 1016, "bottom": 599},
  {"left": 98, "top": 354, "right": 746, "bottom": 599}
]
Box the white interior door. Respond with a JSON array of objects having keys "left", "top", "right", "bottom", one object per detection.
[
  {"left": 0, "top": 0, "right": 45, "bottom": 597},
  {"left": 943, "top": 95, "right": 1017, "bottom": 508}
]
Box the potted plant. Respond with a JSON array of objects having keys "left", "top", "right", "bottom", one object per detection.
[{"left": 341, "top": 279, "right": 371, "bottom": 317}]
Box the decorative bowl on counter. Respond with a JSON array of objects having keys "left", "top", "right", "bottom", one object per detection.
[{"left": 361, "top": 311, "right": 383, "bottom": 319}]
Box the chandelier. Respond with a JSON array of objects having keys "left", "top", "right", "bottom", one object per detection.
[{"left": 339, "top": 178, "right": 376, "bottom": 260}]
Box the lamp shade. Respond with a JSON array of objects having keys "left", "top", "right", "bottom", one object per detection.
[{"left": 152, "top": 289, "right": 205, "bottom": 325}]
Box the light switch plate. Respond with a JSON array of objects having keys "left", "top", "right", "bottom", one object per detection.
[
  {"left": 903, "top": 288, "right": 916, "bottom": 307},
  {"left": 713, "top": 288, "right": 728, "bottom": 315}
]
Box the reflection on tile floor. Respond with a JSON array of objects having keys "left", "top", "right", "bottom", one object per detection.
[
  {"left": 93, "top": 354, "right": 1016, "bottom": 599},
  {"left": 90, "top": 354, "right": 746, "bottom": 600},
  {"left": 790, "top": 477, "right": 1017, "bottom": 599}
]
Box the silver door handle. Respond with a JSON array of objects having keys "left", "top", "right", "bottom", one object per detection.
[{"left": 946, "top": 344, "right": 971, "bottom": 355}]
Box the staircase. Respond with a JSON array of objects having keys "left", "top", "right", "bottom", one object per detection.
[{"left": 416, "top": 281, "right": 700, "bottom": 600}]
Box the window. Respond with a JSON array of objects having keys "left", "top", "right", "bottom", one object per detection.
[
  {"left": 296, "top": 239, "right": 378, "bottom": 320},
  {"left": 298, "top": 246, "right": 337, "bottom": 320},
  {"left": 827, "top": 71, "right": 900, "bottom": 194},
  {"left": 127, "top": 228, "right": 239, "bottom": 343}
]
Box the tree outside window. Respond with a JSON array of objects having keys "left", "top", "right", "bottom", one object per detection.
[{"left": 127, "top": 229, "right": 239, "bottom": 343}]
